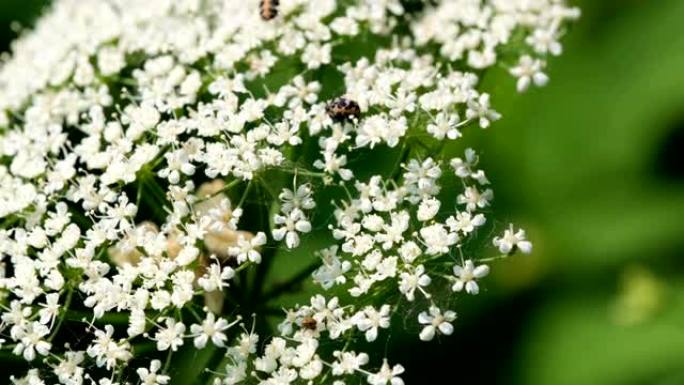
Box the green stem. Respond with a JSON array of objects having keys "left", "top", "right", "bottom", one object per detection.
[
  {"left": 263, "top": 259, "right": 321, "bottom": 301},
  {"left": 48, "top": 287, "right": 74, "bottom": 343},
  {"left": 196, "top": 178, "right": 242, "bottom": 203}
]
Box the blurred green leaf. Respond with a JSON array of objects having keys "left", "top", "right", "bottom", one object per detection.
[
  {"left": 479, "top": 0, "right": 684, "bottom": 271},
  {"left": 518, "top": 281, "right": 684, "bottom": 385}
]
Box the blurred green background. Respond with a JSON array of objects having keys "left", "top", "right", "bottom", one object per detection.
[{"left": 1, "top": 0, "right": 683, "bottom": 384}]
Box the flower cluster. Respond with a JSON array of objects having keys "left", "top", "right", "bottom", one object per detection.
[{"left": 0, "top": 0, "right": 577, "bottom": 384}]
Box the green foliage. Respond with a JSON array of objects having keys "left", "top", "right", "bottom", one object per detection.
[{"left": 480, "top": 0, "right": 684, "bottom": 383}]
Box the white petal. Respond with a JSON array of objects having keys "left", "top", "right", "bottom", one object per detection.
[
  {"left": 438, "top": 322, "right": 454, "bottom": 336},
  {"left": 419, "top": 326, "right": 435, "bottom": 341},
  {"left": 518, "top": 241, "right": 533, "bottom": 254},
  {"left": 473, "top": 264, "right": 490, "bottom": 278},
  {"left": 465, "top": 281, "right": 479, "bottom": 295}
]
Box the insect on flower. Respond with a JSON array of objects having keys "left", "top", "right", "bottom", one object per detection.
[
  {"left": 301, "top": 316, "right": 318, "bottom": 330},
  {"left": 326, "top": 97, "right": 361, "bottom": 122},
  {"left": 259, "top": 0, "right": 279, "bottom": 20}
]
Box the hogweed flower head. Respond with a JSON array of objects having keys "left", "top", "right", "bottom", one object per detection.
[{"left": 0, "top": 0, "right": 578, "bottom": 384}]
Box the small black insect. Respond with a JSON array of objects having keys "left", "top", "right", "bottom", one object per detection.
[
  {"left": 326, "top": 97, "right": 361, "bottom": 122},
  {"left": 259, "top": 0, "right": 279, "bottom": 21},
  {"left": 301, "top": 316, "right": 317, "bottom": 330}
]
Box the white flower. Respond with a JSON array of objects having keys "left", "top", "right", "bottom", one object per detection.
[
  {"left": 332, "top": 350, "right": 369, "bottom": 375},
  {"left": 398, "top": 265, "right": 431, "bottom": 301},
  {"left": 527, "top": 28, "right": 564, "bottom": 56},
  {"left": 356, "top": 305, "right": 391, "bottom": 342},
  {"left": 446, "top": 211, "right": 486, "bottom": 235},
  {"left": 403, "top": 158, "right": 442, "bottom": 201},
  {"left": 302, "top": 44, "right": 332, "bottom": 70},
  {"left": 450, "top": 148, "right": 489, "bottom": 185},
  {"left": 158, "top": 149, "right": 196, "bottom": 184},
  {"left": 312, "top": 246, "right": 352, "bottom": 289},
  {"left": 137, "top": 360, "right": 170, "bottom": 385},
  {"left": 208, "top": 75, "right": 247, "bottom": 97},
  {"left": 418, "top": 306, "right": 456, "bottom": 341},
  {"left": 426, "top": 112, "right": 462, "bottom": 140},
  {"left": 493, "top": 225, "right": 533, "bottom": 254},
  {"left": 510, "top": 56, "right": 549, "bottom": 93},
  {"left": 230, "top": 332, "right": 258, "bottom": 359},
  {"left": 314, "top": 151, "right": 354, "bottom": 181},
  {"left": 291, "top": 337, "right": 318, "bottom": 367},
  {"left": 273, "top": 208, "right": 312, "bottom": 249},
  {"left": 452, "top": 260, "right": 490, "bottom": 295},
  {"left": 466, "top": 93, "right": 501, "bottom": 129},
  {"left": 222, "top": 361, "right": 247, "bottom": 385},
  {"left": 397, "top": 241, "right": 422, "bottom": 264},
  {"left": 38, "top": 293, "right": 60, "bottom": 326},
  {"left": 12, "top": 322, "right": 51, "bottom": 361},
  {"left": 356, "top": 116, "right": 407, "bottom": 149},
  {"left": 457, "top": 186, "right": 493, "bottom": 212},
  {"left": 54, "top": 351, "right": 85, "bottom": 385},
  {"left": 375, "top": 211, "right": 409, "bottom": 250},
  {"left": 0, "top": 0, "right": 577, "bottom": 381},
  {"left": 190, "top": 313, "right": 234, "bottom": 349},
  {"left": 197, "top": 262, "right": 235, "bottom": 292},
  {"left": 86, "top": 325, "right": 132, "bottom": 370},
  {"left": 279, "top": 185, "right": 315, "bottom": 213},
  {"left": 228, "top": 232, "right": 267, "bottom": 264},
  {"left": 416, "top": 198, "right": 440, "bottom": 221},
  {"left": 419, "top": 224, "right": 458, "bottom": 255},
  {"left": 367, "top": 360, "right": 405, "bottom": 385},
  {"left": 154, "top": 318, "right": 186, "bottom": 352}
]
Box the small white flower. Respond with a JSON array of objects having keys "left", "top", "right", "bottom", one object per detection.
[
  {"left": 222, "top": 361, "right": 247, "bottom": 385},
  {"left": 367, "top": 360, "right": 405, "bottom": 385},
  {"left": 332, "top": 351, "right": 369, "bottom": 376},
  {"left": 158, "top": 149, "right": 195, "bottom": 184},
  {"left": 314, "top": 151, "right": 354, "bottom": 181},
  {"left": 452, "top": 260, "right": 490, "bottom": 294},
  {"left": 457, "top": 186, "right": 493, "bottom": 212},
  {"left": 154, "top": 318, "right": 186, "bottom": 352},
  {"left": 510, "top": 56, "right": 549, "bottom": 92},
  {"left": 418, "top": 306, "right": 457, "bottom": 341},
  {"left": 54, "top": 351, "right": 85, "bottom": 385},
  {"left": 38, "top": 293, "right": 60, "bottom": 326},
  {"left": 398, "top": 265, "right": 431, "bottom": 301},
  {"left": 197, "top": 262, "right": 235, "bottom": 292},
  {"left": 273, "top": 208, "right": 312, "bottom": 249},
  {"left": 356, "top": 305, "right": 391, "bottom": 342},
  {"left": 228, "top": 232, "right": 267, "bottom": 264},
  {"left": 450, "top": 148, "right": 489, "bottom": 185},
  {"left": 12, "top": 322, "right": 51, "bottom": 361},
  {"left": 230, "top": 332, "right": 258, "bottom": 359},
  {"left": 416, "top": 198, "right": 441, "bottom": 221},
  {"left": 312, "top": 246, "right": 352, "bottom": 289},
  {"left": 446, "top": 211, "right": 486, "bottom": 235},
  {"left": 426, "top": 112, "right": 462, "bottom": 140},
  {"left": 397, "top": 241, "right": 422, "bottom": 264},
  {"left": 86, "top": 325, "right": 132, "bottom": 370},
  {"left": 419, "top": 223, "right": 458, "bottom": 255},
  {"left": 137, "top": 360, "right": 170, "bottom": 385},
  {"left": 302, "top": 43, "right": 332, "bottom": 70},
  {"left": 493, "top": 225, "right": 533, "bottom": 254},
  {"left": 527, "top": 28, "right": 564, "bottom": 56},
  {"left": 466, "top": 93, "right": 501, "bottom": 129},
  {"left": 279, "top": 184, "right": 316, "bottom": 213},
  {"left": 190, "top": 313, "right": 234, "bottom": 349}
]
